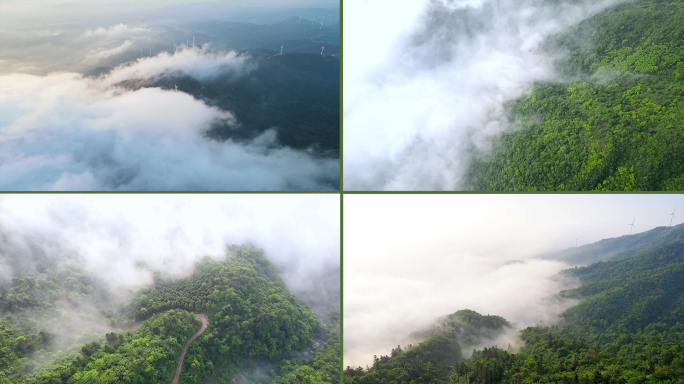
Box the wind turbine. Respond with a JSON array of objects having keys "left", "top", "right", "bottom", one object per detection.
[
  {"left": 187, "top": 39, "right": 189, "bottom": 46},
  {"left": 298, "top": 15, "right": 301, "bottom": 24},
  {"left": 140, "top": 49, "right": 142, "bottom": 58},
  {"left": 175, "top": 83, "right": 178, "bottom": 92},
  {"left": 193, "top": 35, "right": 195, "bottom": 46},
  {"left": 320, "top": 21, "right": 323, "bottom": 29},
  {"left": 114, "top": 128, "right": 122, "bottom": 146},
  {"left": 280, "top": 44, "right": 283, "bottom": 54},
  {"left": 671, "top": 208, "right": 677, "bottom": 227},
  {"left": 320, "top": 46, "right": 324, "bottom": 55},
  {"left": 628, "top": 219, "right": 636, "bottom": 235}
]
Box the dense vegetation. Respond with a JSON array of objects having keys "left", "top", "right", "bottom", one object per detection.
[
  {"left": 544, "top": 223, "right": 684, "bottom": 265},
  {"left": 466, "top": 0, "right": 684, "bottom": 191},
  {"left": 116, "top": 48, "right": 340, "bottom": 158},
  {"left": 344, "top": 311, "right": 511, "bottom": 384},
  {"left": 345, "top": 226, "right": 684, "bottom": 383},
  {"left": 0, "top": 247, "right": 339, "bottom": 384}
]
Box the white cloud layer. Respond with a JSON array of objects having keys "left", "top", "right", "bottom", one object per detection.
[
  {"left": 0, "top": 49, "right": 338, "bottom": 191},
  {"left": 85, "top": 40, "right": 134, "bottom": 60},
  {"left": 101, "top": 47, "right": 250, "bottom": 85},
  {"left": 343, "top": 0, "right": 624, "bottom": 190},
  {"left": 82, "top": 24, "right": 151, "bottom": 38},
  {"left": 0, "top": 194, "right": 340, "bottom": 299}
]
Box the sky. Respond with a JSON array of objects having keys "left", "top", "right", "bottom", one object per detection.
[
  {"left": 343, "top": 193, "right": 684, "bottom": 367},
  {"left": 0, "top": 194, "right": 340, "bottom": 300},
  {"left": 342, "top": 0, "right": 625, "bottom": 190},
  {"left": 0, "top": 0, "right": 329, "bottom": 11}
]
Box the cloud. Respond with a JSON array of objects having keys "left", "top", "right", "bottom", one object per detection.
[
  {"left": 0, "top": 49, "right": 338, "bottom": 191},
  {"left": 0, "top": 194, "right": 340, "bottom": 300},
  {"left": 343, "top": 0, "right": 624, "bottom": 190},
  {"left": 101, "top": 46, "right": 251, "bottom": 85},
  {"left": 82, "top": 23, "right": 151, "bottom": 38},
  {"left": 85, "top": 40, "right": 134, "bottom": 60}
]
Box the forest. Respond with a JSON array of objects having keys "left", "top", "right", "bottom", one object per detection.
[
  {"left": 0, "top": 246, "right": 340, "bottom": 384},
  {"left": 344, "top": 224, "right": 684, "bottom": 383},
  {"left": 466, "top": 0, "right": 684, "bottom": 191}
]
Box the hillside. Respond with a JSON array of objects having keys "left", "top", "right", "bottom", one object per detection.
[
  {"left": 345, "top": 232, "right": 684, "bottom": 383},
  {"left": 542, "top": 222, "right": 684, "bottom": 265},
  {"left": 344, "top": 310, "right": 511, "bottom": 384},
  {"left": 113, "top": 48, "right": 340, "bottom": 156},
  {"left": 0, "top": 247, "right": 339, "bottom": 384},
  {"left": 466, "top": 0, "right": 684, "bottom": 191}
]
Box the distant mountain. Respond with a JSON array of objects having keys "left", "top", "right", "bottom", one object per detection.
[
  {"left": 542, "top": 223, "right": 684, "bottom": 266},
  {"left": 184, "top": 16, "right": 339, "bottom": 55}
]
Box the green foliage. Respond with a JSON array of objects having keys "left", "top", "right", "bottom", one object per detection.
[
  {"left": 262, "top": 316, "right": 341, "bottom": 384},
  {"left": 25, "top": 310, "right": 198, "bottom": 384},
  {"left": 546, "top": 223, "right": 684, "bottom": 265},
  {"left": 344, "top": 311, "right": 511, "bottom": 384},
  {"left": 0, "top": 247, "right": 336, "bottom": 384},
  {"left": 467, "top": 0, "right": 684, "bottom": 191}
]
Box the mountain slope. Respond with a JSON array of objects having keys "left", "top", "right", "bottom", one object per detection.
[
  {"left": 543, "top": 222, "right": 684, "bottom": 265},
  {"left": 0, "top": 247, "right": 337, "bottom": 384},
  {"left": 344, "top": 310, "right": 511, "bottom": 384},
  {"left": 466, "top": 0, "right": 684, "bottom": 191}
]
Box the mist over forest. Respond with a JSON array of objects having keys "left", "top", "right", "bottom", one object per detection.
[
  {"left": 343, "top": 194, "right": 683, "bottom": 377},
  {"left": 343, "top": 0, "right": 684, "bottom": 191},
  {"left": 0, "top": 194, "right": 340, "bottom": 383},
  {"left": 0, "top": 0, "right": 340, "bottom": 191}
]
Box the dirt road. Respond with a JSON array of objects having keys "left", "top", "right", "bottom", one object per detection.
[{"left": 171, "top": 313, "right": 209, "bottom": 384}]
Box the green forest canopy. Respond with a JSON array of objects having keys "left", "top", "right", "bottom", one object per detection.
[
  {"left": 0, "top": 247, "right": 340, "bottom": 384},
  {"left": 466, "top": 0, "right": 684, "bottom": 191}
]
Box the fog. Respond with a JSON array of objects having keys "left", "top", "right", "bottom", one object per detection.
[
  {"left": 0, "top": 46, "right": 338, "bottom": 191},
  {"left": 0, "top": 194, "right": 340, "bottom": 306},
  {"left": 0, "top": 0, "right": 340, "bottom": 191},
  {"left": 343, "top": 0, "right": 624, "bottom": 190},
  {"left": 343, "top": 194, "right": 682, "bottom": 367}
]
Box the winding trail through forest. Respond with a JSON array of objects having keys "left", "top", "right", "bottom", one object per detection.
[{"left": 172, "top": 313, "right": 209, "bottom": 384}]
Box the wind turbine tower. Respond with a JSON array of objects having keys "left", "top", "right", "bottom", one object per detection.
[
  {"left": 321, "top": 46, "right": 324, "bottom": 55},
  {"left": 629, "top": 219, "right": 636, "bottom": 235},
  {"left": 175, "top": 83, "right": 178, "bottom": 92},
  {"left": 193, "top": 35, "right": 195, "bottom": 46},
  {"left": 280, "top": 44, "right": 283, "bottom": 54},
  {"left": 320, "top": 21, "right": 323, "bottom": 29},
  {"left": 671, "top": 208, "right": 677, "bottom": 227}
]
